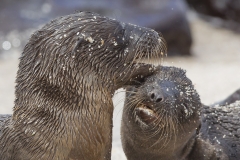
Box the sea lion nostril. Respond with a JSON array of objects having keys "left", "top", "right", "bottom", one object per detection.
[
  {"left": 151, "top": 93, "right": 155, "bottom": 100},
  {"left": 150, "top": 92, "right": 163, "bottom": 103},
  {"left": 156, "top": 97, "right": 163, "bottom": 103}
]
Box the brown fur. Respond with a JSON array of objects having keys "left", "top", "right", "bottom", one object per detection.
[
  {"left": 121, "top": 66, "right": 201, "bottom": 160},
  {"left": 0, "top": 12, "right": 167, "bottom": 160},
  {"left": 121, "top": 66, "right": 239, "bottom": 160}
]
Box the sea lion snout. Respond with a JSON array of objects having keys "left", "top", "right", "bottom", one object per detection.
[
  {"left": 144, "top": 81, "right": 177, "bottom": 106},
  {"left": 148, "top": 89, "right": 164, "bottom": 103}
]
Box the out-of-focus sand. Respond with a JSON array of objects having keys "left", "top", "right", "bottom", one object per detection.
[{"left": 0, "top": 16, "right": 240, "bottom": 159}]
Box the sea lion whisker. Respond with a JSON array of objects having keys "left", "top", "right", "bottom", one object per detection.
[
  {"left": 150, "top": 115, "right": 169, "bottom": 149},
  {"left": 125, "top": 98, "right": 143, "bottom": 114},
  {"left": 125, "top": 98, "right": 138, "bottom": 110},
  {"left": 149, "top": 110, "right": 165, "bottom": 130},
  {"left": 114, "top": 98, "right": 126, "bottom": 108},
  {"left": 146, "top": 109, "right": 167, "bottom": 139},
  {"left": 162, "top": 116, "right": 172, "bottom": 148},
  {"left": 113, "top": 107, "right": 125, "bottom": 122},
  {"left": 170, "top": 117, "right": 178, "bottom": 151}
]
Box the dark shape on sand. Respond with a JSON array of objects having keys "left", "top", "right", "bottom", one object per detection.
[
  {"left": 215, "top": 88, "right": 240, "bottom": 106},
  {"left": 187, "top": 0, "right": 240, "bottom": 29}
]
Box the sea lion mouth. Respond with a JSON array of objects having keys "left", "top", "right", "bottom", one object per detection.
[
  {"left": 135, "top": 105, "right": 158, "bottom": 125},
  {"left": 133, "top": 58, "right": 161, "bottom": 66}
]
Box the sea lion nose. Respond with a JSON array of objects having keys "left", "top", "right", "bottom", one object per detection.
[{"left": 149, "top": 90, "right": 164, "bottom": 103}]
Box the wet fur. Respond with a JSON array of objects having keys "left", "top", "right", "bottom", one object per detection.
[
  {"left": 121, "top": 66, "right": 240, "bottom": 160},
  {"left": 0, "top": 12, "right": 167, "bottom": 160},
  {"left": 121, "top": 66, "right": 201, "bottom": 160}
]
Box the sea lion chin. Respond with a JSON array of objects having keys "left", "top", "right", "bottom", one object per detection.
[
  {"left": 121, "top": 66, "right": 202, "bottom": 160},
  {"left": 0, "top": 11, "right": 167, "bottom": 160}
]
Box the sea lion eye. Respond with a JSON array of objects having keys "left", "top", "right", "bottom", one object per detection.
[
  {"left": 114, "top": 29, "right": 127, "bottom": 46},
  {"left": 119, "top": 29, "right": 125, "bottom": 36}
]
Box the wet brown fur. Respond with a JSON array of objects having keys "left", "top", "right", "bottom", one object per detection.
[
  {"left": 121, "top": 66, "right": 201, "bottom": 160},
  {"left": 121, "top": 66, "right": 239, "bottom": 160},
  {"left": 0, "top": 12, "right": 167, "bottom": 160}
]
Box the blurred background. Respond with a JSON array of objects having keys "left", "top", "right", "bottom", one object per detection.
[{"left": 0, "top": 0, "right": 240, "bottom": 159}]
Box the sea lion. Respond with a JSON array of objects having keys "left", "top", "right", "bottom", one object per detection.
[
  {"left": 121, "top": 66, "right": 239, "bottom": 160},
  {"left": 121, "top": 66, "right": 202, "bottom": 160},
  {"left": 0, "top": 11, "right": 167, "bottom": 160}
]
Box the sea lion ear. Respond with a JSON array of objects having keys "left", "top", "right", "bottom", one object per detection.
[{"left": 72, "top": 36, "right": 85, "bottom": 56}]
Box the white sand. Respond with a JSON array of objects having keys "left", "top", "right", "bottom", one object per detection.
[{"left": 0, "top": 16, "right": 240, "bottom": 159}]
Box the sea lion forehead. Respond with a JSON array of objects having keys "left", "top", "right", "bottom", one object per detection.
[
  {"left": 44, "top": 12, "right": 122, "bottom": 32},
  {"left": 145, "top": 67, "right": 186, "bottom": 82},
  {"left": 124, "top": 23, "right": 159, "bottom": 36}
]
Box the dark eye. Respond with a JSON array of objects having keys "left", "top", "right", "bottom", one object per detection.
[
  {"left": 115, "top": 29, "right": 127, "bottom": 46},
  {"left": 119, "top": 29, "right": 125, "bottom": 36}
]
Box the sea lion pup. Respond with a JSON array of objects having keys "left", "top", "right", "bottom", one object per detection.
[
  {"left": 121, "top": 66, "right": 202, "bottom": 160},
  {"left": 121, "top": 66, "right": 240, "bottom": 160},
  {"left": 0, "top": 12, "right": 167, "bottom": 160}
]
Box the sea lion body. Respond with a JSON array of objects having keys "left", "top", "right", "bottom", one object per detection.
[
  {"left": 188, "top": 102, "right": 240, "bottom": 160},
  {"left": 0, "top": 12, "right": 166, "bottom": 160},
  {"left": 121, "top": 66, "right": 239, "bottom": 160}
]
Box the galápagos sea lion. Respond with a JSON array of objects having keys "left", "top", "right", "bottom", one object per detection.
[
  {"left": 0, "top": 11, "right": 167, "bottom": 160},
  {"left": 121, "top": 66, "right": 239, "bottom": 160}
]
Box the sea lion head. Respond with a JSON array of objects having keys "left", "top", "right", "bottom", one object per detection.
[
  {"left": 121, "top": 66, "right": 201, "bottom": 159},
  {"left": 22, "top": 11, "right": 167, "bottom": 93}
]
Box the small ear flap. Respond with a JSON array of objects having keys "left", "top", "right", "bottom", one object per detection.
[{"left": 72, "top": 36, "right": 84, "bottom": 56}]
